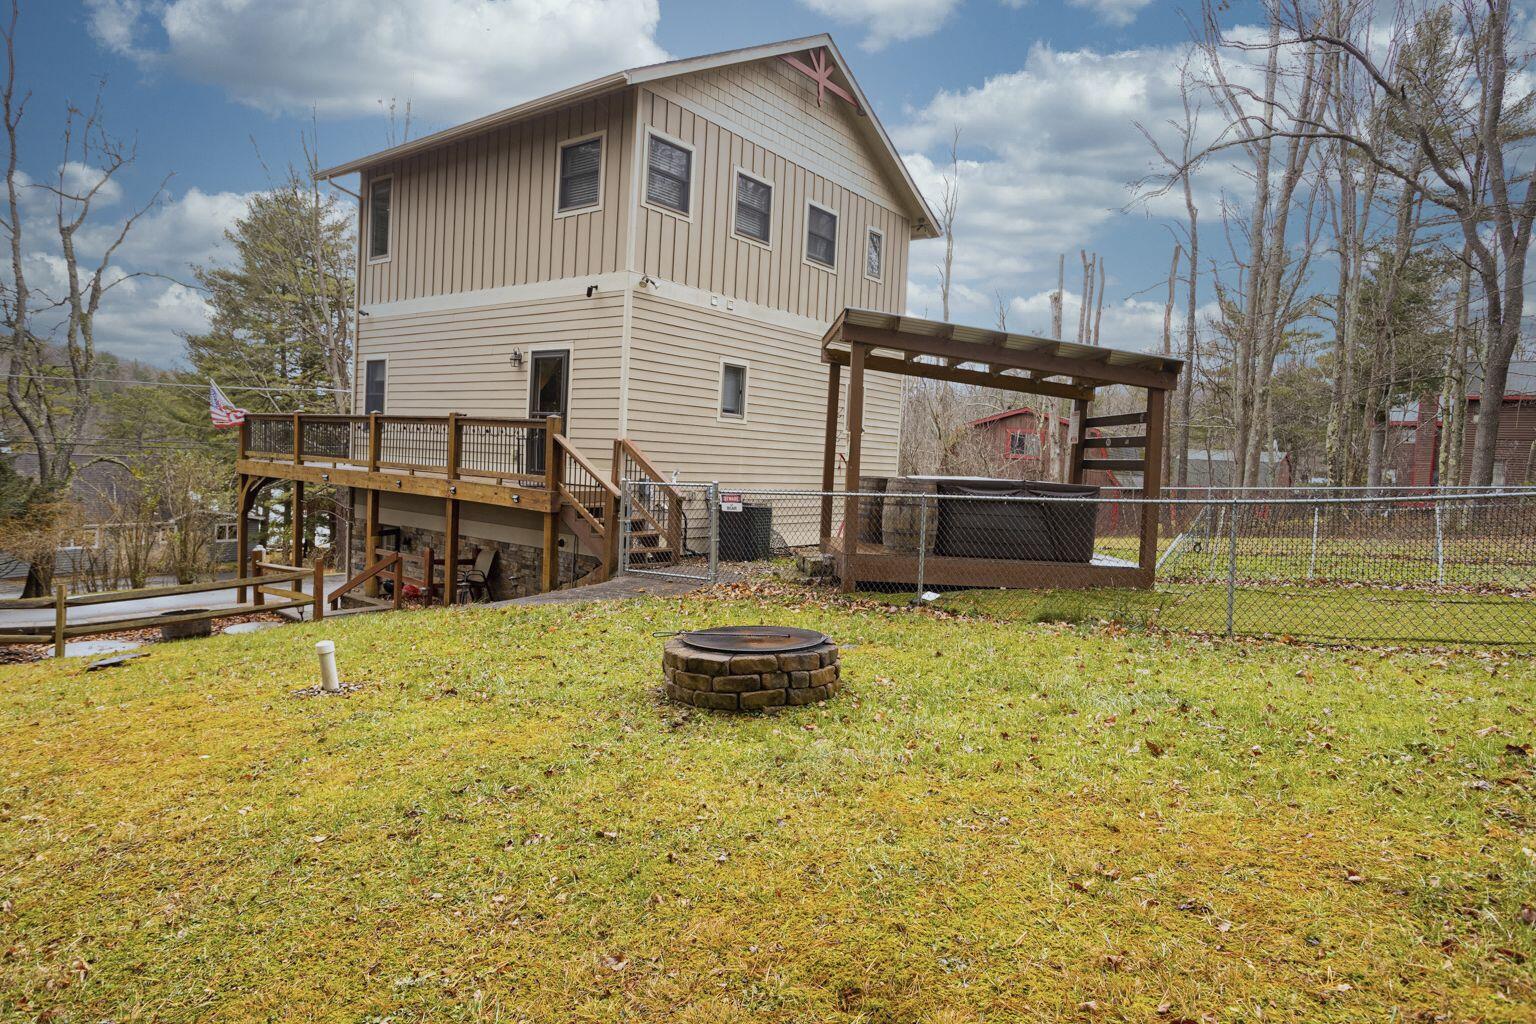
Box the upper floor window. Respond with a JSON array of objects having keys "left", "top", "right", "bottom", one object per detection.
[
  {"left": 558, "top": 135, "right": 603, "bottom": 212},
  {"left": 734, "top": 171, "right": 772, "bottom": 244},
  {"left": 368, "top": 176, "right": 392, "bottom": 262},
  {"left": 865, "top": 227, "right": 884, "bottom": 282},
  {"left": 364, "top": 358, "right": 387, "bottom": 414},
  {"left": 806, "top": 202, "right": 837, "bottom": 268},
  {"left": 646, "top": 133, "right": 692, "bottom": 215}
]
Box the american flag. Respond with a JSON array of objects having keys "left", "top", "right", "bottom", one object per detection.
[{"left": 209, "top": 381, "right": 246, "bottom": 429}]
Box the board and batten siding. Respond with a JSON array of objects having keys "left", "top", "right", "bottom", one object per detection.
[
  {"left": 632, "top": 86, "right": 909, "bottom": 324},
  {"left": 359, "top": 91, "right": 636, "bottom": 307},
  {"left": 354, "top": 291, "right": 624, "bottom": 467},
  {"left": 648, "top": 58, "right": 901, "bottom": 210},
  {"left": 624, "top": 291, "right": 900, "bottom": 488}
]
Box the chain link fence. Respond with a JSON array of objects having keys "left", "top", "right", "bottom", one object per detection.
[{"left": 621, "top": 481, "right": 1536, "bottom": 648}]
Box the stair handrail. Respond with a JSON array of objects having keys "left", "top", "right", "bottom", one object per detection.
[
  {"left": 327, "top": 551, "right": 404, "bottom": 610},
  {"left": 612, "top": 438, "right": 684, "bottom": 565}
]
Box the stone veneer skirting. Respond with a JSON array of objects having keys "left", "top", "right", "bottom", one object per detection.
[
  {"left": 662, "top": 637, "right": 841, "bottom": 710},
  {"left": 348, "top": 522, "right": 599, "bottom": 600}
]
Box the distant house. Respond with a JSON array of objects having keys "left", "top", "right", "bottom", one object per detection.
[
  {"left": 1392, "top": 361, "right": 1536, "bottom": 487},
  {"left": 967, "top": 406, "right": 1131, "bottom": 487},
  {"left": 1178, "top": 448, "right": 1293, "bottom": 489}
]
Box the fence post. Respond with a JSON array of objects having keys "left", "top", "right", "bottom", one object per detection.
[
  {"left": 312, "top": 557, "right": 326, "bottom": 622},
  {"left": 617, "top": 485, "right": 632, "bottom": 577},
  {"left": 707, "top": 481, "right": 720, "bottom": 584},
  {"left": 1225, "top": 496, "right": 1238, "bottom": 637},
  {"left": 1434, "top": 499, "right": 1445, "bottom": 585},
  {"left": 1308, "top": 505, "right": 1319, "bottom": 580},
  {"left": 914, "top": 494, "right": 929, "bottom": 603},
  {"left": 53, "top": 583, "right": 67, "bottom": 658},
  {"left": 251, "top": 546, "right": 265, "bottom": 607}
]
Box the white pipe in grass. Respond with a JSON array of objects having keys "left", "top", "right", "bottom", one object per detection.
[{"left": 316, "top": 639, "right": 341, "bottom": 692}]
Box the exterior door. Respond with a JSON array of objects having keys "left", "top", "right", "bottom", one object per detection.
[{"left": 527, "top": 349, "right": 569, "bottom": 474}]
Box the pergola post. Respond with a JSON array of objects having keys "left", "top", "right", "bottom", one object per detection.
[
  {"left": 820, "top": 360, "right": 841, "bottom": 551},
  {"left": 1067, "top": 398, "right": 1091, "bottom": 484},
  {"left": 1138, "top": 387, "right": 1167, "bottom": 579},
  {"left": 840, "top": 343, "right": 866, "bottom": 593}
]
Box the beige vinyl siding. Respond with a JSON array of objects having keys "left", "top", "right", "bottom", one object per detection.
[
  {"left": 354, "top": 291, "right": 624, "bottom": 467},
  {"left": 359, "top": 92, "right": 636, "bottom": 306},
  {"left": 648, "top": 58, "right": 900, "bottom": 209},
  {"left": 633, "top": 87, "right": 908, "bottom": 323},
  {"left": 624, "top": 291, "right": 900, "bottom": 488}
]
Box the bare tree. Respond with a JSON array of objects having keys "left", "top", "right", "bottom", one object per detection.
[
  {"left": 0, "top": 0, "right": 168, "bottom": 594},
  {"left": 936, "top": 128, "right": 960, "bottom": 320},
  {"left": 1237, "top": 0, "right": 1533, "bottom": 486}
]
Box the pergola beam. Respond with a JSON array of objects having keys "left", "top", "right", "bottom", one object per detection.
[
  {"left": 830, "top": 322, "right": 1179, "bottom": 391},
  {"left": 824, "top": 348, "right": 1094, "bottom": 401}
]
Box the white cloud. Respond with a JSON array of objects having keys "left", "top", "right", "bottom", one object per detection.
[
  {"left": 86, "top": 0, "right": 668, "bottom": 123},
  {"left": 14, "top": 184, "right": 252, "bottom": 365},
  {"left": 1068, "top": 0, "right": 1153, "bottom": 28},
  {"left": 895, "top": 41, "right": 1246, "bottom": 329},
  {"left": 797, "top": 0, "right": 963, "bottom": 51}
]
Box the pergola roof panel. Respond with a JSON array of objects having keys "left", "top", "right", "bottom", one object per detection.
[{"left": 823, "top": 308, "right": 1183, "bottom": 393}]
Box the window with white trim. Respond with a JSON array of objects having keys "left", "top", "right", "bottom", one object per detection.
[
  {"left": 557, "top": 136, "right": 602, "bottom": 212},
  {"left": 214, "top": 522, "right": 238, "bottom": 543},
  {"left": 865, "top": 226, "right": 884, "bottom": 281},
  {"left": 720, "top": 362, "right": 747, "bottom": 419},
  {"left": 367, "top": 176, "right": 392, "bottom": 261},
  {"left": 646, "top": 134, "right": 692, "bottom": 215},
  {"left": 734, "top": 171, "right": 772, "bottom": 244},
  {"left": 806, "top": 203, "right": 837, "bottom": 267}
]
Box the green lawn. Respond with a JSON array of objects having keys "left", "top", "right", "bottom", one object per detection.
[
  {"left": 3, "top": 593, "right": 1534, "bottom": 1022},
  {"left": 938, "top": 582, "right": 1536, "bottom": 647}
]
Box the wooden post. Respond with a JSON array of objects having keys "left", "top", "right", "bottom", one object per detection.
[
  {"left": 52, "top": 583, "right": 67, "bottom": 659},
  {"left": 820, "top": 360, "right": 841, "bottom": 551},
  {"left": 367, "top": 413, "right": 382, "bottom": 471},
  {"left": 841, "top": 344, "right": 866, "bottom": 593},
  {"left": 422, "top": 545, "right": 435, "bottom": 605},
  {"left": 290, "top": 481, "right": 305, "bottom": 565},
  {"left": 1138, "top": 387, "right": 1167, "bottom": 580},
  {"left": 443, "top": 497, "right": 461, "bottom": 605},
  {"left": 392, "top": 553, "right": 404, "bottom": 609},
  {"left": 363, "top": 489, "right": 381, "bottom": 598},
  {"left": 541, "top": 414, "right": 563, "bottom": 594},
  {"left": 446, "top": 412, "right": 461, "bottom": 480},
  {"left": 312, "top": 556, "right": 327, "bottom": 621},
  {"left": 1067, "top": 398, "right": 1091, "bottom": 484},
  {"left": 251, "top": 546, "right": 265, "bottom": 607},
  {"left": 291, "top": 412, "right": 302, "bottom": 466},
  {"left": 235, "top": 475, "right": 250, "bottom": 603},
  {"left": 238, "top": 418, "right": 249, "bottom": 461}
]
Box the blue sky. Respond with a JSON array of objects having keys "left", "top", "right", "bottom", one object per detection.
[{"left": 15, "top": 0, "right": 1266, "bottom": 365}]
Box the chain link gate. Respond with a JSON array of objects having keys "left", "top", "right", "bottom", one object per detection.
[{"left": 619, "top": 480, "right": 718, "bottom": 583}]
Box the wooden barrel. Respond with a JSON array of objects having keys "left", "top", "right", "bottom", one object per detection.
[
  {"left": 881, "top": 478, "right": 938, "bottom": 554},
  {"left": 859, "top": 476, "right": 887, "bottom": 544}
]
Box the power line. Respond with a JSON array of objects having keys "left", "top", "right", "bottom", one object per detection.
[{"left": 5, "top": 373, "right": 350, "bottom": 394}]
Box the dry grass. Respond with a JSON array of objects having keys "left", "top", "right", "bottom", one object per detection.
[{"left": 2, "top": 589, "right": 1533, "bottom": 1022}]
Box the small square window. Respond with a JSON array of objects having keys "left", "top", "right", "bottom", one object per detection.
[
  {"left": 646, "top": 134, "right": 692, "bottom": 215},
  {"left": 735, "top": 172, "right": 772, "bottom": 244},
  {"left": 368, "top": 176, "right": 392, "bottom": 261},
  {"left": 720, "top": 362, "right": 747, "bottom": 418},
  {"left": 807, "top": 203, "right": 837, "bottom": 267},
  {"left": 214, "top": 522, "right": 238, "bottom": 543},
  {"left": 558, "top": 137, "right": 603, "bottom": 212}
]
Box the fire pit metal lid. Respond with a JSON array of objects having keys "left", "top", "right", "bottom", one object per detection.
[{"left": 677, "top": 625, "right": 828, "bottom": 654}]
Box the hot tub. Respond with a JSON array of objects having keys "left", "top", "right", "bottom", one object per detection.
[{"left": 904, "top": 476, "right": 1101, "bottom": 563}]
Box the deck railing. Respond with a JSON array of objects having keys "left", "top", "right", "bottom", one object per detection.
[{"left": 243, "top": 413, "right": 548, "bottom": 486}]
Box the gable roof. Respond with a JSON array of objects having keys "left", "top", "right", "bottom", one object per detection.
[{"left": 314, "top": 34, "right": 939, "bottom": 237}]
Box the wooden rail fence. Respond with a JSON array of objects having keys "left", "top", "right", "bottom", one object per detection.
[{"left": 0, "top": 558, "right": 325, "bottom": 657}]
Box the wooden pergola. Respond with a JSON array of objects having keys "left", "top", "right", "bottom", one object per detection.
[{"left": 819, "top": 308, "right": 1184, "bottom": 592}]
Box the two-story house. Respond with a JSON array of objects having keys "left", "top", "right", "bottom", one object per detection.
[{"left": 235, "top": 35, "right": 938, "bottom": 600}]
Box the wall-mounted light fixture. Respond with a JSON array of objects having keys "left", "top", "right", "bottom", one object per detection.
[{"left": 509, "top": 349, "right": 524, "bottom": 369}]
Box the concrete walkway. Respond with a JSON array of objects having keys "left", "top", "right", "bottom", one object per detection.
[{"left": 0, "top": 574, "right": 346, "bottom": 630}]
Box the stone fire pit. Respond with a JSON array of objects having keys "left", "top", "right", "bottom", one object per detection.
[{"left": 663, "top": 625, "right": 841, "bottom": 710}]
